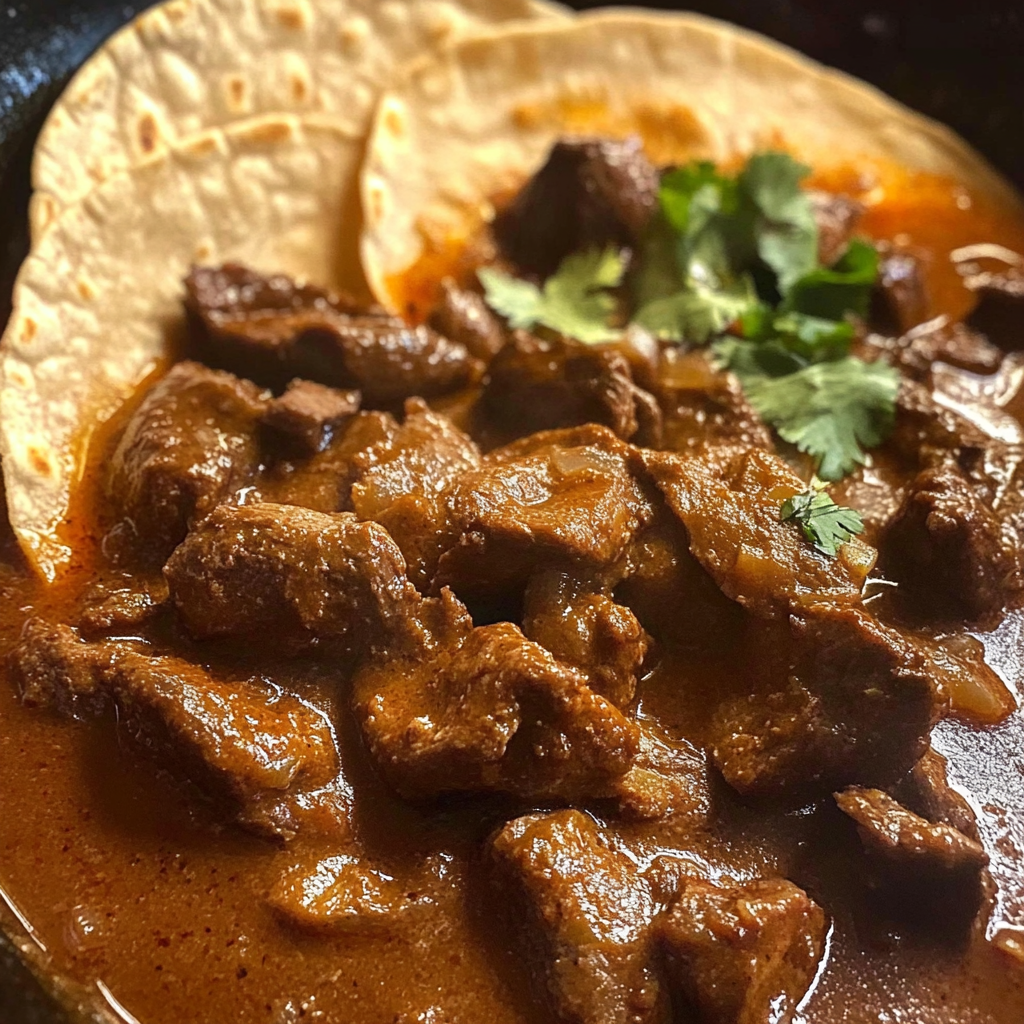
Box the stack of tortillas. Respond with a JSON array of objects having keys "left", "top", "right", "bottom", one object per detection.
[{"left": 1, "top": 0, "right": 1020, "bottom": 582}]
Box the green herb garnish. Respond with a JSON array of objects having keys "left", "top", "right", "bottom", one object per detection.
[
  {"left": 478, "top": 246, "right": 625, "bottom": 344},
  {"left": 780, "top": 487, "right": 865, "bottom": 557}
]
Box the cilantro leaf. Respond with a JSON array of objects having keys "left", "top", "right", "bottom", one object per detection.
[
  {"left": 739, "top": 153, "right": 819, "bottom": 293},
  {"left": 635, "top": 277, "right": 757, "bottom": 344},
  {"left": 479, "top": 246, "right": 626, "bottom": 344},
  {"left": 783, "top": 239, "right": 879, "bottom": 319},
  {"left": 736, "top": 356, "right": 900, "bottom": 480},
  {"left": 780, "top": 488, "right": 865, "bottom": 557}
]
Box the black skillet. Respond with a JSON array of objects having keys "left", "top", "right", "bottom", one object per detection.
[{"left": 2, "top": 0, "right": 1024, "bottom": 1019}]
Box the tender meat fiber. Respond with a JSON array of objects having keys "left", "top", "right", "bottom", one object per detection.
[
  {"left": 260, "top": 410, "right": 398, "bottom": 513},
  {"left": 481, "top": 333, "right": 662, "bottom": 446},
  {"left": 493, "top": 137, "right": 658, "bottom": 278},
  {"left": 859, "top": 319, "right": 1003, "bottom": 379},
  {"left": 107, "top": 361, "right": 267, "bottom": 557},
  {"left": 887, "top": 380, "right": 992, "bottom": 464},
  {"left": 659, "top": 877, "right": 826, "bottom": 1024},
  {"left": 870, "top": 247, "right": 929, "bottom": 333},
  {"left": 880, "top": 463, "right": 1021, "bottom": 621},
  {"left": 427, "top": 279, "right": 506, "bottom": 362},
  {"left": 437, "top": 427, "right": 656, "bottom": 601},
  {"left": 835, "top": 787, "right": 988, "bottom": 924},
  {"left": 659, "top": 353, "right": 774, "bottom": 454},
  {"left": 710, "top": 602, "right": 941, "bottom": 797},
  {"left": 268, "top": 854, "right": 409, "bottom": 934},
  {"left": 78, "top": 576, "right": 169, "bottom": 638},
  {"left": 185, "top": 264, "right": 481, "bottom": 403},
  {"left": 963, "top": 263, "right": 1024, "bottom": 350},
  {"left": 808, "top": 190, "right": 863, "bottom": 267},
  {"left": 164, "top": 503, "right": 422, "bottom": 653},
  {"left": 610, "top": 724, "right": 711, "bottom": 824},
  {"left": 644, "top": 446, "right": 873, "bottom": 618},
  {"left": 490, "top": 810, "right": 665, "bottom": 1024},
  {"left": 261, "top": 380, "right": 360, "bottom": 453},
  {"left": 350, "top": 399, "right": 481, "bottom": 589},
  {"left": 9, "top": 620, "right": 112, "bottom": 717},
  {"left": 893, "top": 748, "right": 980, "bottom": 840},
  {"left": 353, "top": 621, "right": 639, "bottom": 802},
  {"left": 522, "top": 569, "right": 649, "bottom": 707},
  {"left": 108, "top": 651, "right": 341, "bottom": 838}
]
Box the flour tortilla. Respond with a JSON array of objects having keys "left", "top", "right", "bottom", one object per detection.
[
  {"left": 30, "top": 0, "right": 568, "bottom": 240},
  {"left": 3, "top": 117, "right": 364, "bottom": 581},
  {"left": 360, "top": 9, "right": 1024, "bottom": 309}
]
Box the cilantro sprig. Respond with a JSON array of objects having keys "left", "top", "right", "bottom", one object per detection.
[
  {"left": 780, "top": 487, "right": 865, "bottom": 557},
  {"left": 478, "top": 149, "right": 899, "bottom": 481}
]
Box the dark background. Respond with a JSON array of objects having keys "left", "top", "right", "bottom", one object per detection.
[{"left": 2, "top": 0, "right": 1024, "bottom": 1020}]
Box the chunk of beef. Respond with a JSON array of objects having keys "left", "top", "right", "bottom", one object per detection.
[
  {"left": 164, "top": 503, "right": 422, "bottom": 653},
  {"left": 353, "top": 622, "right": 639, "bottom": 802},
  {"left": 836, "top": 787, "right": 987, "bottom": 874},
  {"left": 109, "top": 650, "right": 341, "bottom": 837},
  {"left": 427, "top": 278, "right": 506, "bottom": 362},
  {"left": 9, "top": 620, "right": 111, "bottom": 717},
  {"left": 260, "top": 410, "right": 398, "bottom": 513},
  {"left": 808, "top": 191, "right": 863, "bottom": 267},
  {"left": 493, "top": 137, "right": 658, "bottom": 279},
  {"left": 107, "top": 361, "right": 267, "bottom": 557},
  {"left": 261, "top": 380, "right": 360, "bottom": 453},
  {"left": 644, "top": 447, "right": 873, "bottom": 619},
  {"left": 185, "top": 264, "right": 481, "bottom": 403},
  {"left": 78, "top": 576, "right": 169, "bottom": 638},
  {"left": 436, "top": 427, "right": 656, "bottom": 602},
  {"left": 610, "top": 724, "right": 711, "bottom": 824},
  {"left": 860, "top": 319, "right": 1002, "bottom": 380},
  {"left": 963, "top": 262, "right": 1024, "bottom": 350},
  {"left": 870, "top": 247, "right": 929, "bottom": 334},
  {"left": 481, "top": 332, "right": 662, "bottom": 446},
  {"left": 880, "top": 463, "right": 1020, "bottom": 622},
  {"left": 893, "top": 748, "right": 980, "bottom": 841},
  {"left": 491, "top": 810, "right": 665, "bottom": 1024},
  {"left": 350, "top": 399, "right": 481, "bottom": 589},
  {"left": 522, "top": 569, "right": 649, "bottom": 707},
  {"left": 659, "top": 877, "right": 826, "bottom": 1024},
  {"left": 659, "top": 353, "right": 774, "bottom": 454},
  {"left": 887, "top": 380, "right": 992, "bottom": 465},
  {"left": 710, "top": 602, "right": 941, "bottom": 797},
  {"left": 268, "top": 854, "right": 410, "bottom": 934}
]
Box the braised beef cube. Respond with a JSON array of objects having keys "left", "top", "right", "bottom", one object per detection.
[
  {"left": 610, "top": 724, "right": 711, "bottom": 824},
  {"left": 78, "top": 577, "right": 169, "bottom": 638},
  {"left": 482, "top": 332, "right": 663, "bottom": 445},
  {"left": 880, "top": 464, "right": 1021, "bottom": 622},
  {"left": 659, "top": 353, "right": 774, "bottom": 454},
  {"left": 964, "top": 264, "right": 1024, "bottom": 350},
  {"left": 835, "top": 787, "right": 988, "bottom": 926},
  {"left": 808, "top": 191, "right": 864, "bottom": 267},
  {"left": 109, "top": 651, "right": 341, "bottom": 838},
  {"left": 886, "top": 380, "right": 993, "bottom": 468},
  {"left": 893, "top": 748, "right": 980, "bottom": 841},
  {"left": 659, "top": 877, "right": 826, "bottom": 1024},
  {"left": 164, "top": 503, "right": 422, "bottom": 653},
  {"left": 522, "top": 569, "right": 649, "bottom": 707},
  {"left": 107, "top": 361, "right": 267, "bottom": 558},
  {"left": 260, "top": 410, "right": 398, "bottom": 513},
  {"left": 350, "top": 399, "right": 481, "bottom": 589},
  {"left": 491, "top": 810, "right": 665, "bottom": 1024},
  {"left": 870, "top": 248, "right": 929, "bottom": 333},
  {"left": 261, "top": 380, "right": 360, "bottom": 453},
  {"left": 710, "top": 602, "right": 940, "bottom": 798},
  {"left": 865, "top": 319, "right": 1003, "bottom": 380},
  {"left": 493, "top": 137, "right": 658, "bottom": 278},
  {"left": 427, "top": 278, "right": 506, "bottom": 362},
  {"left": 185, "top": 265, "right": 481, "bottom": 403},
  {"left": 436, "top": 428, "right": 656, "bottom": 601},
  {"left": 353, "top": 622, "right": 639, "bottom": 802},
  {"left": 268, "top": 855, "right": 410, "bottom": 934},
  {"left": 644, "top": 446, "right": 874, "bottom": 619},
  {"left": 8, "top": 620, "right": 112, "bottom": 717}
]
